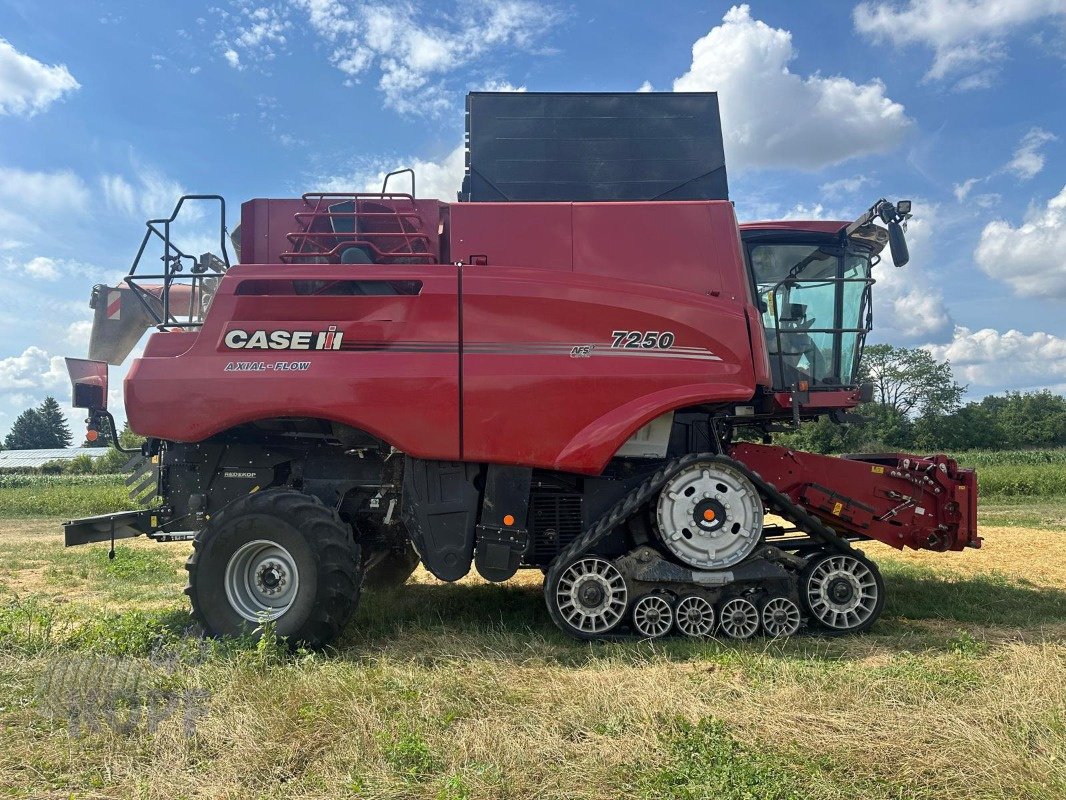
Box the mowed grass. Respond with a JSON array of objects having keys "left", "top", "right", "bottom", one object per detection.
[{"left": 0, "top": 508, "right": 1063, "bottom": 799}]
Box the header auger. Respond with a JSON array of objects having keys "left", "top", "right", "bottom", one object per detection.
[{"left": 63, "top": 93, "right": 977, "bottom": 646}]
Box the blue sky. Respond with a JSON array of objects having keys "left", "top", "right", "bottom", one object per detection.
[{"left": 1, "top": 0, "right": 1065, "bottom": 438}]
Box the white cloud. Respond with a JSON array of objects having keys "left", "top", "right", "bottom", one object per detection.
[
  {"left": 0, "top": 37, "right": 79, "bottom": 117},
  {"left": 671, "top": 5, "right": 911, "bottom": 171},
  {"left": 820, "top": 175, "right": 869, "bottom": 195},
  {"left": 289, "top": 0, "right": 558, "bottom": 115},
  {"left": 925, "top": 326, "right": 1066, "bottom": 389},
  {"left": 66, "top": 320, "right": 92, "bottom": 349},
  {"left": 476, "top": 80, "right": 527, "bottom": 93},
  {"left": 853, "top": 0, "right": 1066, "bottom": 88},
  {"left": 1005, "top": 127, "right": 1057, "bottom": 180},
  {"left": 23, "top": 256, "right": 59, "bottom": 281},
  {"left": 223, "top": 48, "right": 241, "bottom": 69},
  {"left": 953, "top": 177, "right": 980, "bottom": 201},
  {"left": 974, "top": 184, "right": 1066, "bottom": 299},
  {"left": 870, "top": 204, "right": 953, "bottom": 339},
  {"left": 100, "top": 166, "right": 191, "bottom": 220},
  {"left": 637, "top": 80, "right": 654, "bottom": 92},
  {"left": 0, "top": 346, "right": 66, "bottom": 394},
  {"left": 319, "top": 143, "right": 466, "bottom": 201},
  {"left": 0, "top": 167, "right": 89, "bottom": 234}
]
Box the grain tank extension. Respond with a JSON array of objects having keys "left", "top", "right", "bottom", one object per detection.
[{"left": 63, "top": 93, "right": 977, "bottom": 645}]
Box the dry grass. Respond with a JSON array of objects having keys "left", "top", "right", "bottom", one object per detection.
[{"left": 0, "top": 514, "right": 1063, "bottom": 800}]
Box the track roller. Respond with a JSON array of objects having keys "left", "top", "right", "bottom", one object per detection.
[
  {"left": 801, "top": 552, "right": 885, "bottom": 633},
  {"left": 718, "top": 597, "right": 760, "bottom": 639},
  {"left": 761, "top": 597, "right": 802, "bottom": 637},
  {"left": 674, "top": 595, "right": 715, "bottom": 638},
  {"left": 546, "top": 556, "right": 629, "bottom": 639},
  {"left": 631, "top": 594, "right": 674, "bottom": 639}
]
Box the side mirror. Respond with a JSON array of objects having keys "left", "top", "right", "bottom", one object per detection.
[{"left": 888, "top": 221, "right": 909, "bottom": 267}]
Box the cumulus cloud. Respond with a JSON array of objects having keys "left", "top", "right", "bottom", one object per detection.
[
  {"left": 1005, "top": 127, "right": 1057, "bottom": 180},
  {"left": 671, "top": 5, "right": 911, "bottom": 171},
  {"left": 925, "top": 326, "right": 1066, "bottom": 390},
  {"left": 974, "top": 185, "right": 1066, "bottom": 299},
  {"left": 869, "top": 205, "right": 953, "bottom": 340},
  {"left": 0, "top": 37, "right": 79, "bottom": 116},
  {"left": 23, "top": 256, "right": 59, "bottom": 281},
  {"left": 853, "top": 0, "right": 1066, "bottom": 88},
  {"left": 319, "top": 143, "right": 466, "bottom": 201},
  {"left": 0, "top": 346, "right": 66, "bottom": 394},
  {"left": 243, "top": 0, "right": 560, "bottom": 116}
]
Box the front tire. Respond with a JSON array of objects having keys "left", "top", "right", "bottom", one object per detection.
[{"left": 185, "top": 489, "right": 362, "bottom": 648}]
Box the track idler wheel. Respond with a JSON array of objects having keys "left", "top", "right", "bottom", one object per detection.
[
  {"left": 718, "top": 597, "right": 760, "bottom": 639},
  {"left": 546, "top": 555, "right": 629, "bottom": 640},
  {"left": 761, "top": 597, "right": 802, "bottom": 637},
  {"left": 801, "top": 552, "right": 885, "bottom": 633},
  {"left": 674, "top": 595, "right": 716, "bottom": 638},
  {"left": 631, "top": 593, "right": 674, "bottom": 639}
]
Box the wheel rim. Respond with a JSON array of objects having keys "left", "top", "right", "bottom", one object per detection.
[
  {"left": 655, "top": 463, "right": 763, "bottom": 569},
  {"left": 224, "top": 539, "right": 301, "bottom": 623},
  {"left": 674, "top": 595, "right": 715, "bottom": 638},
  {"left": 632, "top": 594, "right": 673, "bottom": 638},
  {"left": 805, "top": 555, "right": 879, "bottom": 630},
  {"left": 761, "top": 597, "right": 802, "bottom": 637},
  {"left": 719, "top": 598, "right": 759, "bottom": 639},
  {"left": 555, "top": 557, "right": 628, "bottom": 634}
]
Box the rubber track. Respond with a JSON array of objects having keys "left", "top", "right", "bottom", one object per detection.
[{"left": 544, "top": 452, "right": 860, "bottom": 620}]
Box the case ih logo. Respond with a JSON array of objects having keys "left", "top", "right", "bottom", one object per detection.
[{"left": 224, "top": 326, "right": 343, "bottom": 350}]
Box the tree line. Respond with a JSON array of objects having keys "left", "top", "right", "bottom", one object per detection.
[
  {"left": 776, "top": 344, "right": 1066, "bottom": 454},
  {"left": 4, "top": 346, "right": 1065, "bottom": 455}
]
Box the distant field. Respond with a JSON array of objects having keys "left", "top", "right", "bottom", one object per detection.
[
  {"left": 1, "top": 447, "right": 1063, "bottom": 518},
  {"left": 0, "top": 459, "right": 1064, "bottom": 799}
]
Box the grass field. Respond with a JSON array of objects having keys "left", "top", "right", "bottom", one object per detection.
[{"left": 0, "top": 461, "right": 1064, "bottom": 799}]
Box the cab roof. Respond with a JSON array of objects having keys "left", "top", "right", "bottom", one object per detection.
[{"left": 738, "top": 220, "right": 848, "bottom": 234}]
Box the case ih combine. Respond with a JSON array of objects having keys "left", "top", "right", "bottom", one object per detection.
[{"left": 63, "top": 93, "right": 977, "bottom": 645}]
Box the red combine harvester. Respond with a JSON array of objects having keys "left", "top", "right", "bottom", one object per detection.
[{"left": 64, "top": 93, "right": 977, "bottom": 645}]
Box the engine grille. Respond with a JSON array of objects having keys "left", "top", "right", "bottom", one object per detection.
[{"left": 530, "top": 492, "right": 583, "bottom": 566}]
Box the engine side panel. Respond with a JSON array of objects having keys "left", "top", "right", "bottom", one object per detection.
[
  {"left": 461, "top": 267, "right": 758, "bottom": 473},
  {"left": 126, "top": 264, "right": 461, "bottom": 459}
]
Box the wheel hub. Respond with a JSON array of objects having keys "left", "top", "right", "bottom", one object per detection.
[
  {"left": 577, "top": 579, "right": 605, "bottom": 608},
  {"left": 655, "top": 462, "right": 764, "bottom": 569},
  {"left": 224, "top": 540, "right": 301, "bottom": 623}
]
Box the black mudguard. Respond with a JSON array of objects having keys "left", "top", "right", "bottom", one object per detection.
[{"left": 401, "top": 458, "right": 480, "bottom": 581}]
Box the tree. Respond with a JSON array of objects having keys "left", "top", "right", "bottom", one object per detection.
[
  {"left": 4, "top": 408, "right": 52, "bottom": 449},
  {"left": 37, "top": 396, "right": 73, "bottom": 448},
  {"left": 860, "top": 344, "right": 965, "bottom": 418},
  {"left": 3, "top": 397, "right": 75, "bottom": 450}
]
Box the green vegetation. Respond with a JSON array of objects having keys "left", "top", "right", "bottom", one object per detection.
[
  {"left": 0, "top": 473, "right": 134, "bottom": 517},
  {"left": 0, "top": 435, "right": 1063, "bottom": 797}
]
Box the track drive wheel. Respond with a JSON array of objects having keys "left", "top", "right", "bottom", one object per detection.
[
  {"left": 800, "top": 551, "right": 885, "bottom": 634},
  {"left": 185, "top": 488, "right": 362, "bottom": 648},
  {"left": 545, "top": 555, "right": 629, "bottom": 640}
]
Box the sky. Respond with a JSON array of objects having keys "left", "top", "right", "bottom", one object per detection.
[{"left": 1, "top": 0, "right": 1065, "bottom": 440}]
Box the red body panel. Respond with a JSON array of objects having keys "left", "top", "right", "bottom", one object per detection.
[
  {"left": 127, "top": 264, "right": 462, "bottom": 460},
  {"left": 126, "top": 200, "right": 768, "bottom": 474},
  {"left": 731, "top": 443, "right": 980, "bottom": 551}
]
